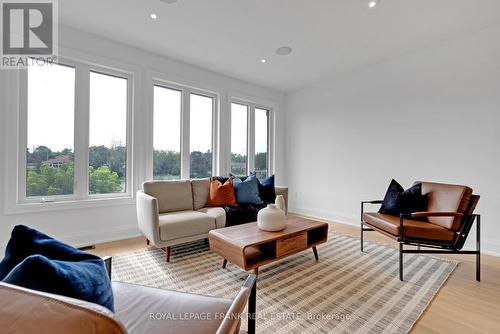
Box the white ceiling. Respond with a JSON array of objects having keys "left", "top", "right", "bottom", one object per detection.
[{"left": 60, "top": 0, "right": 500, "bottom": 92}]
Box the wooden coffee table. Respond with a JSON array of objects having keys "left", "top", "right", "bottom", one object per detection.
[{"left": 209, "top": 216, "right": 328, "bottom": 276}]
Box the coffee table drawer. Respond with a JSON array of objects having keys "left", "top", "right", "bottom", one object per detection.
[{"left": 276, "top": 232, "right": 307, "bottom": 257}]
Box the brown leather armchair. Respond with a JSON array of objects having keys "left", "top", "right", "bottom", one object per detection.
[
  {"left": 361, "top": 181, "right": 480, "bottom": 281},
  {"left": 0, "top": 257, "right": 257, "bottom": 334}
]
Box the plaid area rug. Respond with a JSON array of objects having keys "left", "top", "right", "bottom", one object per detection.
[{"left": 112, "top": 233, "right": 457, "bottom": 334}]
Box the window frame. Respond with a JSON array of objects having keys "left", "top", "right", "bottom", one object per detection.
[
  {"left": 151, "top": 78, "right": 219, "bottom": 180},
  {"left": 16, "top": 56, "right": 134, "bottom": 207},
  {"left": 229, "top": 102, "right": 250, "bottom": 176},
  {"left": 229, "top": 98, "right": 274, "bottom": 177}
]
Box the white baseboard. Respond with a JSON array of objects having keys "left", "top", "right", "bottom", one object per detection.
[
  {"left": 62, "top": 224, "right": 142, "bottom": 249},
  {"left": 289, "top": 205, "right": 500, "bottom": 258},
  {"left": 0, "top": 224, "right": 141, "bottom": 257}
]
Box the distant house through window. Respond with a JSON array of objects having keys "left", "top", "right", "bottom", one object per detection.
[
  {"left": 26, "top": 63, "right": 76, "bottom": 197},
  {"left": 22, "top": 59, "right": 133, "bottom": 203},
  {"left": 89, "top": 71, "right": 129, "bottom": 194}
]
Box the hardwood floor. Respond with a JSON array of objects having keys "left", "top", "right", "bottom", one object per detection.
[{"left": 90, "top": 215, "right": 500, "bottom": 334}]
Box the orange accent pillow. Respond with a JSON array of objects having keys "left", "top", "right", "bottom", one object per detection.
[{"left": 207, "top": 177, "right": 237, "bottom": 207}]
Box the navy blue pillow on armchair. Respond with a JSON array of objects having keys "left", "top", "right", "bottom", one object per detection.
[{"left": 0, "top": 225, "right": 114, "bottom": 311}]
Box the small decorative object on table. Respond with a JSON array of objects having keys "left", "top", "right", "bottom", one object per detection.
[
  {"left": 257, "top": 203, "right": 286, "bottom": 231},
  {"left": 275, "top": 194, "right": 286, "bottom": 213}
]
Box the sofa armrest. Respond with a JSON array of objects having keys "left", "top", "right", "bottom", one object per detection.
[
  {"left": 275, "top": 186, "right": 288, "bottom": 215},
  {"left": 216, "top": 274, "right": 257, "bottom": 334},
  {"left": 136, "top": 191, "right": 160, "bottom": 245}
]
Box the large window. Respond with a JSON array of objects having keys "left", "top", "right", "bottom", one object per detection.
[
  {"left": 153, "top": 86, "right": 181, "bottom": 180},
  {"left": 230, "top": 103, "right": 248, "bottom": 176},
  {"left": 22, "top": 61, "right": 132, "bottom": 203},
  {"left": 254, "top": 108, "right": 269, "bottom": 179},
  {"left": 26, "top": 63, "right": 76, "bottom": 197},
  {"left": 190, "top": 93, "right": 213, "bottom": 178},
  {"left": 89, "top": 72, "right": 128, "bottom": 194},
  {"left": 230, "top": 102, "right": 272, "bottom": 178},
  {"left": 152, "top": 81, "right": 216, "bottom": 179}
]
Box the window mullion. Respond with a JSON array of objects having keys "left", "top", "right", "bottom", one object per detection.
[
  {"left": 73, "top": 65, "right": 90, "bottom": 199},
  {"left": 248, "top": 104, "right": 256, "bottom": 174},
  {"left": 180, "top": 90, "right": 190, "bottom": 179}
]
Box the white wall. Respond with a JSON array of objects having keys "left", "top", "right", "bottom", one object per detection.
[
  {"left": 285, "top": 24, "right": 500, "bottom": 255},
  {"left": 0, "top": 26, "right": 285, "bottom": 254}
]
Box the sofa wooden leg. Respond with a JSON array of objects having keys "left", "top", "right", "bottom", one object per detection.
[
  {"left": 222, "top": 259, "right": 227, "bottom": 269},
  {"left": 163, "top": 246, "right": 171, "bottom": 262},
  {"left": 146, "top": 239, "right": 150, "bottom": 246}
]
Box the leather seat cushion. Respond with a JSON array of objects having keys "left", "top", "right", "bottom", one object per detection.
[
  {"left": 143, "top": 180, "right": 194, "bottom": 214},
  {"left": 197, "top": 207, "right": 226, "bottom": 228},
  {"left": 159, "top": 210, "right": 216, "bottom": 241},
  {"left": 363, "top": 212, "right": 456, "bottom": 242},
  {"left": 112, "top": 281, "right": 233, "bottom": 334}
]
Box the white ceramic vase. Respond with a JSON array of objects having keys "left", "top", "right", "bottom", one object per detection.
[{"left": 257, "top": 204, "right": 286, "bottom": 231}]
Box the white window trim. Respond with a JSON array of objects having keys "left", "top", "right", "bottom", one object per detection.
[
  {"left": 229, "top": 97, "right": 275, "bottom": 177},
  {"left": 150, "top": 77, "right": 220, "bottom": 180},
  {"left": 6, "top": 53, "right": 136, "bottom": 214}
]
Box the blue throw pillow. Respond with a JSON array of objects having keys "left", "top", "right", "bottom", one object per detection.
[
  {"left": 251, "top": 173, "right": 276, "bottom": 204},
  {"left": 232, "top": 174, "right": 262, "bottom": 204},
  {"left": 0, "top": 225, "right": 114, "bottom": 311}
]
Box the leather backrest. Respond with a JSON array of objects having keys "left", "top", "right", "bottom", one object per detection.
[
  {"left": 418, "top": 181, "right": 473, "bottom": 231},
  {"left": 143, "top": 180, "right": 193, "bottom": 214},
  {"left": 0, "top": 282, "right": 127, "bottom": 334}
]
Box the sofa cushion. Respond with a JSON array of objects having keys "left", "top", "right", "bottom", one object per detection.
[
  {"left": 363, "top": 212, "right": 456, "bottom": 242},
  {"left": 222, "top": 203, "right": 267, "bottom": 227},
  {"left": 252, "top": 173, "right": 277, "bottom": 204},
  {"left": 143, "top": 180, "right": 193, "bottom": 214},
  {"left": 0, "top": 225, "right": 114, "bottom": 311},
  {"left": 191, "top": 178, "right": 210, "bottom": 210},
  {"left": 233, "top": 174, "right": 262, "bottom": 204},
  {"left": 207, "top": 178, "right": 236, "bottom": 207},
  {"left": 159, "top": 211, "right": 216, "bottom": 241},
  {"left": 112, "top": 281, "right": 233, "bottom": 334},
  {"left": 198, "top": 207, "right": 226, "bottom": 228},
  {"left": 419, "top": 181, "right": 473, "bottom": 231}
]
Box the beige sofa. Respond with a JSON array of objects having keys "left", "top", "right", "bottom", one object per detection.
[{"left": 136, "top": 178, "right": 288, "bottom": 261}]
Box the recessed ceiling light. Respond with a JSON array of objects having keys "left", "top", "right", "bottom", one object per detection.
[
  {"left": 368, "top": 1, "right": 378, "bottom": 8},
  {"left": 276, "top": 46, "right": 292, "bottom": 56},
  {"left": 160, "top": 0, "right": 178, "bottom": 4},
  {"left": 150, "top": 13, "right": 158, "bottom": 20},
  {"left": 260, "top": 59, "right": 267, "bottom": 63}
]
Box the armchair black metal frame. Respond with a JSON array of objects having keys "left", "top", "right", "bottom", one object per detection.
[{"left": 360, "top": 199, "right": 481, "bottom": 282}]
